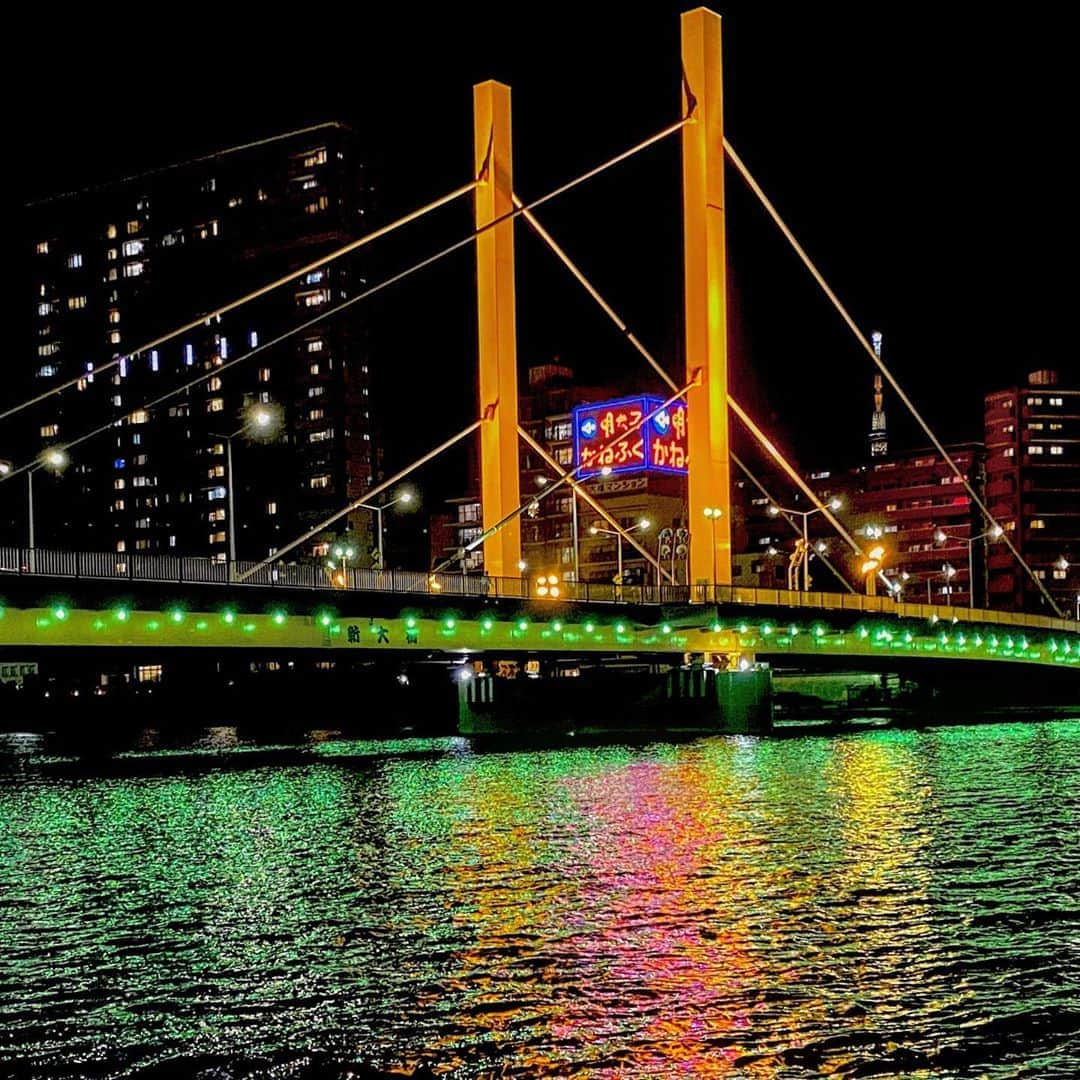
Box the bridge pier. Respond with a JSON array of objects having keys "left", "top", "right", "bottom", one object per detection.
[{"left": 457, "top": 663, "right": 773, "bottom": 737}]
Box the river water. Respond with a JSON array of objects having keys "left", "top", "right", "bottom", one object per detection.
[{"left": 1, "top": 721, "right": 1078, "bottom": 1078}]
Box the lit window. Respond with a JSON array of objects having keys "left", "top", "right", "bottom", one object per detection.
[
  {"left": 1049, "top": 397, "right": 1063, "bottom": 406},
  {"left": 122, "top": 239, "right": 143, "bottom": 257},
  {"left": 249, "top": 330, "right": 259, "bottom": 348},
  {"left": 300, "top": 289, "right": 330, "bottom": 307},
  {"left": 206, "top": 398, "right": 225, "bottom": 413},
  {"left": 108, "top": 308, "right": 120, "bottom": 324},
  {"left": 126, "top": 220, "right": 140, "bottom": 234},
  {"left": 266, "top": 501, "right": 277, "bottom": 515},
  {"left": 40, "top": 423, "right": 59, "bottom": 437},
  {"left": 305, "top": 196, "right": 330, "bottom": 215},
  {"left": 208, "top": 486, "right": 227, "bottom": 501},
  {"left": 37, "top": 343, "right": 59, "bottom": 357},
  {"left": 309, "top": 474, "right": 330, "bottom": 489},
  {"left": 208, "top": 509, "right": 226, "bottom": 522},
  {"left": 137, "top": 665, "right": 163, "bottom": 683},
  {"left": 1027, "top": 445, "right": 1044, "bottom": 455},
  {"left": 130, "top": 410, "right": 149, "bottom": 425},
  {"left": 106, "top": 225, "right": 117, "bottom": 239},
  {"left": 123, "top": 261, "right": 144, "bottom": 277},
  {"left": 1050, "top": 445, "right": 1064, "bottom": 455},
  {"left": 1053, "top": 569, "right": 1068, "bottom": 580},
  {"left": 35, "top": 240, "right": 49, "bottom": 254},
  {"left": 258, "top": 367, "right": 271, "bottom": 383},
  {"left": 67, "top": 253, "right": 83, "bottom": 268},
  {"left": 67, "top": 296, "right": 87, "bottom": 310},
  {"left": 309, "top": 363, "right": 320, "bottom": 376},
  {"left": 306, "top": 339, "right": 324, "bottom": 352},
  {"left": 37, "top": 365, "right": 57, "bottom": 378},
  {"left": 1030, "top": 519, "right": 1046, "bottom": 529},
  {"left": 308, "top": 408, "right": 324, "bottom": 421},
  {"left": 107, "top": 248, "right": 118, "bottom": 261},
  {"left": 107, "top": 268, "right": 118, "bottom": 281},
  {"left": 114, "top": 478, "right": 126, "bottom": 490},
  {"left": 209, "top": 376, "right": 223, "bottom": 392},
  {"left": 37, "top": 302, "right": 54, "bottom": 316},
  {"left": 184, "top": 344, "right": 194, "bottom": 366},
  {"left": 1027, "top": 397, "right": 1043, "bottom": 406},
  {"left": 209, "top": 531, "right": 227, "bottom": 544},
  {"left": 308, "top": 386, "right": 325, "bottom": 398},
  {"left": 202, "top": 177, "right": 217, "bottom": 193},
  {"left": 108, "top": 330, "right": 121, "bottom": 344},
  {"left": 113, "top": 499, "right": 125, "bottom": 511},
  {"left": 1003, "top": 447, "right": 1015, "bottom": 458},
  {"left": 303, "top": 148, "right": 328, "bottom": 167},
  {"left": 308, "top": 428, "right": 333, "bottom": 443},
  {"left": 208, "top": 465, "right": 225, "bottom": 479},
  {"left": 135, "top": 539, "right": 150, "bottom": 550}
]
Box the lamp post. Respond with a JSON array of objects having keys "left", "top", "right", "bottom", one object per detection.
[
  {"left": 210, "top": 402, "right": 283, "bottom": 571},
  {"left": 703, "top": 507, "right": 722, "bottom": 598},
  {"left": 355, "top": 490, "right": 414, "bottom": 570},
  {"left": 861, "top": 543, "right": 887, "bottom": 597},
  {"left": 19, "top": 448, "right": 70, "bottom": 570},
  {"left": 933, "top": 524, "right": 1004, "bottom": 609},
  {"left": 589, "top": 518, "right": 650, "bottom": 597},
  {"left": 327, "top": 544, "right": 356, "bottom": 588},
  {"left": 768, "top": 497, "right": 842, "bottom": 591},
  {"left": 926, "top": 563, "right": 958, "bottom": 605}
]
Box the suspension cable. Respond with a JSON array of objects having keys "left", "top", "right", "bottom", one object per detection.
[
  {"left": 723, "top": 137, "right": 1063, "bottom": 617},
  {"left": 237, "top": 420, "right": 484, "bottom": 581},
  {"left": 517, "top": 196, "right": 865, "bottom": 562},
  {"left": 3, "top": 180, "right": 479, "bottom": 424}
]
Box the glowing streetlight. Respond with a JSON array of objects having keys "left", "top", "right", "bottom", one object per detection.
[
  {"left": 535, "top": 573, "right": 561, "bottom": 599},
  {"left": 702, "top": 507, "right": 722, "bottom": 590},
  {"left": 327, "top": 543, "right": 356, "bottom": 588},
  {"left": 933, "top": 522, "right": 1005, "bottom": 608},
  {"left": 356, "top": 489, "right": 417, "bottom": 570},
  {"left": 861, "top": 543, "right": 887, "bottom": 597},
  {"left": 768, "top": 497, "right": 843, "bottom": 591},
  {"left": 589, "top": 518, "right": 650, "bottom": 597},
  {"left": 210, "top": 400, "right": 283, "bottom": 568}
]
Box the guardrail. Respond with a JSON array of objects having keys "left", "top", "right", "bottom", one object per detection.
[{"left": 1, "top": 546, "right": 1075, "bottom": 634}]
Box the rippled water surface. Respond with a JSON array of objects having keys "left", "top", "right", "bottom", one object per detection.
[{"left": 1, "top": 722, "right": 1079, "bottom": 1078}]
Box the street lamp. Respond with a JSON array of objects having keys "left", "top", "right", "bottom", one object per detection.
[
  {"left": 926, "top": 563, "right": 958, "bottom": 605},
  {"left": 861, "top": 543, "right": 887, "bottom": 596},
  {"left": 23, "top": 447, "right": 70, "bottom": 565},
  {"left": 590, "top": 518, "right": 650, "bottom": 596},
  {"left": 355, "top": 489, "right": 415, "bottom": 570},
  {"left": 933, "top": 523, "right": 1004, "bottom": 609},
  {"left": 702, "top": 507, "right": 722, "bottom": 593},
  {"left": 327, "top": 544, "right": 356, "bottom": 588},
  {"left": 209, "top": 401, "right": 283, "bottom": 568},
  {"left": 768, "top": 497, "right": 842, "bottom": 591}
]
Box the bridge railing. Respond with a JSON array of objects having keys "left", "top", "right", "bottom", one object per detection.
[{"left": 1, "top": 545, "right": 1075, "bottom": 633}]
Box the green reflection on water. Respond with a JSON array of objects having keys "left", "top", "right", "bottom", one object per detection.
[{"left": 1, "top": 722, "right": 1078, "bottom": 1077}]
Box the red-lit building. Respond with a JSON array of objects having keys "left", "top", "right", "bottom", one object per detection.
[
  {"left": 984, "top": 369, "right": 1079, "bottom": 615},
  {"left": 850, "top": 444, "right": 985, "bottom": 606}
]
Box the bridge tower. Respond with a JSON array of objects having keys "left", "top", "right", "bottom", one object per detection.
[
  {"left": 681, "top": 8, "right": 733, "bottom": 593},
  {"left": 474, "top": 80, "right": 522, "bottom": 580}
]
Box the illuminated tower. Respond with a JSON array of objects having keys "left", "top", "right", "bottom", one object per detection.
[{"left": 869, "top": 330, "right": 888, "bottom": 458}]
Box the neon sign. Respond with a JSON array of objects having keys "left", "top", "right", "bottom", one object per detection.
[{"left": 573, "top": 395, "right": 688, "bottom": 477}]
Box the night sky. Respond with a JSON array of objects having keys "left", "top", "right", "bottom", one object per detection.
[{"left": 15, "top": 4, "right": 1074, "bottom": 492}]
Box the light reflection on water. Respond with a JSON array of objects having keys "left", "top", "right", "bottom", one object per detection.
[{"left": 0, "top": 723, "right": 1078, "bottom": 1077}]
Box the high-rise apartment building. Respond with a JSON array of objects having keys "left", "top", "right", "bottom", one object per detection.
[
  {"left": 984, "top": 369, "right": 1078, "bottom": 615},
  {"left": 17, "top": 123, "right": 377, "bottom": 562}
]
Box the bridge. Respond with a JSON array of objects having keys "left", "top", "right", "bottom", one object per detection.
[{"left": 2, "top": 9, "right": 1077, "bottom": 732}]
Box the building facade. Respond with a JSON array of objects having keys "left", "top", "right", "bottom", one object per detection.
[
  {"left": 17, "top": 123, "right": 377, "bottom": 562},
  {"left": 431, "top": 364, "right": 690, "bottom": 587},
  {"left": 984, "top": 369, "right": 1078, "bottom": 615}
]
